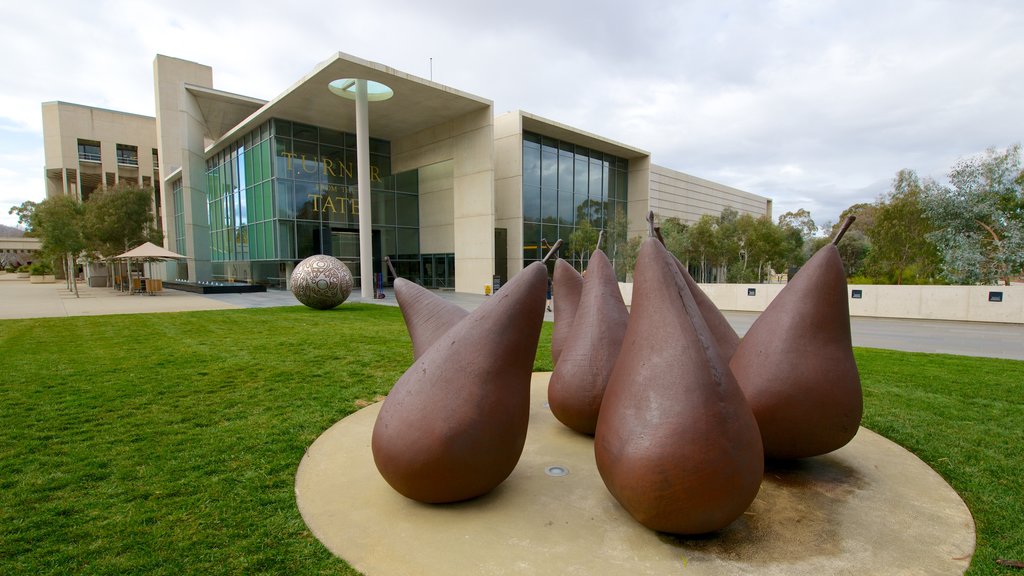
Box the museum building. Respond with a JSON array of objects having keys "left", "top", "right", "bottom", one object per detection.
[{"left": 42, "top": 52, "right": 771, "bottom": 293}]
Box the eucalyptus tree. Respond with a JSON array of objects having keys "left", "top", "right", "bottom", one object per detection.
[
  {"left": 31, "top": 195, "right": 87, "bottom": 295},
  {"left": 866, "top": 169, "right": 940, "bottom": 284},
  {"left": 922, "top": 145, "right": 1024, "bottom": 285}
]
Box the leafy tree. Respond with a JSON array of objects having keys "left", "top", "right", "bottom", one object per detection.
[
  {"left": 7, "top": 201, "right": 38, "bottom": 234},
  {"left": 566, "top": 220, "right": 599, "bottom": 271},
  {"left": 865, "top": 169, "right": 940, "bottom": 284},
  {"left": 84, "top": 184, "right": 163, "bottom": 257},
  {"left": 688, "top": 214, "right": 720, "bottom": 283},
  {"left": 778, "top": 208, "right": 817, "bottom": 239},
  {"left": 922, "top": 145, "right": 1024, "bottom": 285},
  {"left": 612, "top": 236, "right": 642, "bottom": 281},
  {"left": 31, "top": 195, "right": 87, "bottom": 295},
  {"left": 659, "top": 217, "right": 690, "bottom": 265}
]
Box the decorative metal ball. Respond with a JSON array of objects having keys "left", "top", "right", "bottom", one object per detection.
[{"left": 291, "top": 255, "right": 353, "bottom": 310}]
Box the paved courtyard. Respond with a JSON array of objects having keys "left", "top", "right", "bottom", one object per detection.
[{"left": 1, "top": 274, "right": 1021, "bottom": 360}]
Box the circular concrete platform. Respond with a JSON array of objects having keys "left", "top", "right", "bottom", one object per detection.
[{"left": 296, "top": 373, "right": 974, "bottom": 575}]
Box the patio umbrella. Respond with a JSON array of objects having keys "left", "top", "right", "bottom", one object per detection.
[{"left": 113, "top": 242, "right": 186, "bottom": 294}]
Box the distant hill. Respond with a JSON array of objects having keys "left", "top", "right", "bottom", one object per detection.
[{"left": 0, "top": 224, "right": 26, "bottom": 237}]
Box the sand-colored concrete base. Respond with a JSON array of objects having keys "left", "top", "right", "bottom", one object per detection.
[{"left": 296, "top": 373, "right": 974, "bottom": 575}]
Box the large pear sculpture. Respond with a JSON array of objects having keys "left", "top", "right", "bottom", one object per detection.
[
  {"left": 595, "top": 220, "right": 763, "bottom": 534},
  {"left": 729, "top": 216, "right": 862, "bottom": 460},
  {"left": 548, "top": 243, "right": 629, "bottom": 435},
  {"left": 653, "top": 226, "right": 739, "bottom": 361},
  {"left": 550, "top": 258, "right": 583, "bottom": 366},
  {"left": 372, "top": 261, "right": 548, "bottom": 503},
  {"left": 386, "top": 257, "right": 468, "bottom": 360}
]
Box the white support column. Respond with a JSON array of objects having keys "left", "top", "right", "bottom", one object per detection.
[{"left": 355, "top": 79, "right": 373, "bottom": 299}]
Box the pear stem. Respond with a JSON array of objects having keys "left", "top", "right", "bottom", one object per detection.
[
  {"left": 384, "top": 256, "right": 399, "bottom": 280},
  {"left": 654, "top": 226, "right": 666, "bottom": 246},
  {"left": 832, "top": 215, "right": 857, "bottom": 246},
  {"left": 646, "top": 211, "right": 656, "bottom": 238},
  {"left": 542, "top": 239, "right": 564, "bottom": 263},
  {"left": 596, "top": 230, "right": 604, "bottom": 252}
]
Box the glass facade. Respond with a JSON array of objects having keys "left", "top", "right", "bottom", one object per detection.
[
  {"left": 521, "top": 131, "right": 628, "bottom": 270},
  {"left": 205, "top": 119, "right": 420, "bottom": 286},
  {"left": 172, "top": 177, "right": 185, "bottom": 257}
]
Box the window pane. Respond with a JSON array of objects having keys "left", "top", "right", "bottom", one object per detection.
[
  {"left": 558, "top": 189, "right": 574, "bottom": 225},
  {"left": 522, "top": 185, "right": 540, "bottom": 223},
  {"left": 540, "top": 186, "right": 557, "bottom": 223},
  {"left": 541, "top": 149, "right": 557, "bottom": 189},
  {"left": 397, "top": 228, "right": 419, "bottom": 258},
  {"left": 396, "top": 193, "right": 418, "bottom": 227}
]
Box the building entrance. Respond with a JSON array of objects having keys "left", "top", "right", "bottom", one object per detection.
[{"left": 332, "top": 229, "right": 381, "bottom": 288}]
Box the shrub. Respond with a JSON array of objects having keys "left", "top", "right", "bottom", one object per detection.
[{"left": 29, "top": 261, "right": 53, "bottom": 275}]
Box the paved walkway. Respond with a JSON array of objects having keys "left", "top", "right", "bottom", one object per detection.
[{"left": 1, "top": 275, "right": 1021, "bottom": 360}]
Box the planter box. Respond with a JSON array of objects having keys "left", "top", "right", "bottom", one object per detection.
[
  {"left": 30, "top": 274, "right": 57, "bottom": 284},
  {"left": 17, "top": 272, "right": 30, "bottom": 278}
]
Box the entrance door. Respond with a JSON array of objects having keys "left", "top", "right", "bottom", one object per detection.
[{"left": 331, "top": 229, "right": 382, "bottom": 288}]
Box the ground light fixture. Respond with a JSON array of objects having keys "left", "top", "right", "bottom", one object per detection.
[{"left": 328, "top": 78, "right": 394, "bottom": 299}]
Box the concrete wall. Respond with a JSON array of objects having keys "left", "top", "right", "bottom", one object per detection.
[
  {"left": 153, "top": 55, "right": 215, "bottom": 281},
  {"left": 617, "top": 282, "right": 1024, "bottom": 324},
  {"left": 42, "top": 101, "right": 159, "bottom": 199},
  {"left": 417, "top": 160, "right": 455, "bottom": 254},
  {"left": 493, "top": 112, "right": 524, "bottom": 275},
  {"left": 393, "top": 106, "right": 495, "bottom": 294},
  {"left": 649, "top": 164, "right": 772, "bottom": 224}
]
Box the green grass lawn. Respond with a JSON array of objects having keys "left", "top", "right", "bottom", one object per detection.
[{"left": 0, "top": 304, "right": 1020, "bottom": 575}]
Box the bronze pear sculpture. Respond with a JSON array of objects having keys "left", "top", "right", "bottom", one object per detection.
[
  {"left": 385, "top": 258, "right": 468, "bottom": 360},
  {"left": 729, "top": 217, "right": 863, "bottom": 460},
  {"left": 675, "top": 259, "right": 739, "bottom": 362},
  {"left": 653, "top": 221, "right": 738, "bottom": 360},
  {"left": 393, "top": 277, "right": 468, "bottom": 360},
  {"left": 550, "top": 258, "right": 583, "bottom": 366},
  {"left": 548, "top": 248, "right": 629, "bottom": 435},
  {"left": 595, "top": 230, "right": 763, "bottom": 534},
  {"left": 371, "top": 261, "right": 548, "bottom": 503}
]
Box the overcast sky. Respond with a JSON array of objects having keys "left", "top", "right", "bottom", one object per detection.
[{"left": 2, "top": 0, "right": 1021, "bottom": 230}]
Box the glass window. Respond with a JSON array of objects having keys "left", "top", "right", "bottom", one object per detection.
[
  {"left": 371, "top": 190, "right": 395, "bottom": 226},
  {"left": 381, "top": 228, "right": 397, "bottom": 256},
  {"left": 574, "top": 156, "right": 589, "bottom": 195},
  {"left": 321, "top": 145, "right": 347, "bottom": 185},
  {"left": 522, "top": 185, "right": 540, "bottom": 223},
  {"left": 395, "top": 169, "right": 418, "bottom": 193},
  {"left": 523, "top": 222, "right": 540, "bottom": 258},
  {"left": 296, "top": 222, "right": 321, "bottom": 257},
  {"left": 522, "top": 143, "right": 541, "bottom": 187},
  {"left": 396, "top": 193, "right": 418, "bottom": 227},
  {"left": 397, "top": 228, "right": 419, "bottom": 258},
  {"left": 541, "top": 149, "right": 557, "bottom": 189},
  {"left": 290, "top": 140, "right": 319, "bottom": 182},
  {"left": 540, "top": 186, "right": 557, "bottom": 223},
  {"left": 275, "top": 138, "right": 293, "bottom": 179},
  {"left": 590, "top": 158, "right": 604, "bottom": 202},
  {"left": 278, "top": 220, "right": 295, "bottom": 259},
  {"left": 542, "top": 223, "right": 558, "bottom": 247},
  {"left": 292, "top": 122, "right": 318, "bottom": 142},
  {"left": 371, "top": 154, "right": 391, "bottom": 185},
  {"left": 558, "top": 150, "right": 573, "bottom": 190},
  {"left": 273, "top": 119, "right": 292, "bottom": 138},
  {"left": 558, "top": 189, "right": 574, "bottom": 225},
  {"left": 275, "top": 180, "right": 294, "bottom": 219},
  {"left": 295, "top": 181, "right": 319, "bottom": 220}
]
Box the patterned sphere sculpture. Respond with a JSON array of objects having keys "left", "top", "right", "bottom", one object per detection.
[{"left": 291, "top": 255, "right": 353, "bottom": 310}]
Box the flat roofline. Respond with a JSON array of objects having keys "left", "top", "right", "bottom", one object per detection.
[
  {"left": 43, "top": 100, "right": 155, "bottom": 122},
  {"left": 205, "top": 51, "right": 493, "bottom": 157},
  {"left": 517, "top": 110, "right": 649, "bottom": 160}
]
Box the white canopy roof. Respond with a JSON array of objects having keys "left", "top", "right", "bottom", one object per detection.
[{"left": 113, "top": 242, "right": 185, "bottom": 260}]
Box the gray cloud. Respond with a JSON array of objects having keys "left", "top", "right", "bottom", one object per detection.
[{"left": 1, "top": 0, "right": 1021, "bottom": 230}]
